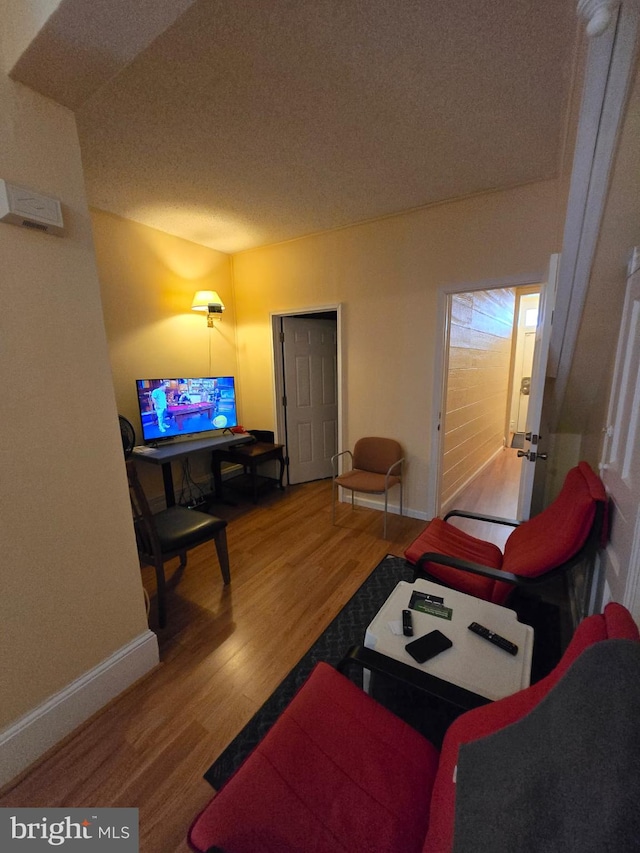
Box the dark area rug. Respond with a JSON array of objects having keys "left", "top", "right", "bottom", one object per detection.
[{"left": 204, "top": 555, "right": 563, "bottom": 790}]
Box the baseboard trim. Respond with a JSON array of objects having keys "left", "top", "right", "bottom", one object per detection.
[
  {"left": 0, "top": 630, "right": 159, "bottom": 788},
  {"left": 338, "top": 494, "right": 427, "bottom": 521},
  {"left": 440, "top": 447, "right": 504, "bottom": 517}
]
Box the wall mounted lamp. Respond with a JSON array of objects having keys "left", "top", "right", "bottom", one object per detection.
[{"left": 191, "top": 290, "right": 225, "bottom": 327}]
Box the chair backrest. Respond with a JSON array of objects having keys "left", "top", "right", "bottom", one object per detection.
[
  {"left": 501, "top": 461, "right": 606, "bottom": 582},
  {"left": 453, "top": 640, "right": 640, "bottom": 851},
  {"left": 423, "top": 602, "right": 640, "bottom": 851},
  {"left": 352, "top": 437, "right": 403, "bottom": 474},
  {"left": 126, "top": 459, "right": 160, "bottom": 561}
]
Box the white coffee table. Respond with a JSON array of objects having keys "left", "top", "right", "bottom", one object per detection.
[{"left": 364, "top": 579, "right": 534, "bottom": 702}]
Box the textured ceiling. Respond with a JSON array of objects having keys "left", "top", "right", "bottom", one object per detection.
[{"left": 13, "top": 0, "right": 579, "bottom": 253}]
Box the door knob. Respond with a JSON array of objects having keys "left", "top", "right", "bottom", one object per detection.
[{"left": 517, "top": 450, "right": 548, "bottom": 461}]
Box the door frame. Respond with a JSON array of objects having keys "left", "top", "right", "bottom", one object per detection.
[
  {"left": 428, "top": 273, "right": 545, "bottom": 518},
  {"left": 548, "top": 0, "right": 639, "bottom": 421},
  {"left": 597, "top": 259, "right": 640, "bottom": 620},
  {"left": 270, "top": 303, "right": 344, "bottom": 484}
]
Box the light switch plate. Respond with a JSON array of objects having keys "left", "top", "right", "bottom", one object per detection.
[{"left": 0, "top": 179, "right": 64, "bottom": 235}]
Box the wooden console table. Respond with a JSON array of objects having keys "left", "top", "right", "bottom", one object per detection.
[{"left": 211, "top": 441, "right": 285, "bottom": 503}]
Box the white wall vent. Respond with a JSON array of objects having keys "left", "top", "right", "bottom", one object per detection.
[{"left": 0, "top": 179, "right": 64, "bottom": 236}]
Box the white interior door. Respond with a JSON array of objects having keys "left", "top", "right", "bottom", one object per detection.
[
  {"left": 282, "top": 316, "right": 338, "bottom": 484},
  {"left": 599, "top": 254, "right": 640, "bottom": 621},
  {"left": 516, "top": 331, "right": 536, "bottom": 433},
  {"left": 517, "top": 254, "right": 559, "bottom": 520}
]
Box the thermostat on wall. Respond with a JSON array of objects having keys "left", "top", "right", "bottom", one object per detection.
[{"left": 0, "top": 179, "right": 64, "bottom": 236}]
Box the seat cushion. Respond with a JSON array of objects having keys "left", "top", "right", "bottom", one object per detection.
[
  {"left": 154, "top": 506, "right": 226, "bottom": 552},
  {"left": 335, "top": 469, "right": 400, "bottom": 494},
  {"left": 188, "top": 662, "right": 440, "bottom": 853},
  {"left": 502, "top": 463, "right": 602, "bottom": 580},
  {"left": 405, "top": 518, "right": 505, "bottom": 603}
]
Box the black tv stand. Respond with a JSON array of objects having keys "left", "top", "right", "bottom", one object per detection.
[{"left": 132, "top": 433, "right": 254, "bottom": 507}]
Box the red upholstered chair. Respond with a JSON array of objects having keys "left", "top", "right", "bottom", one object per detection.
[
  {"left": 404, "top": 461, "right": 607, "bottom": 605},
  {"left": 187, "top": 603, "right": 639, "bottom": 853}
]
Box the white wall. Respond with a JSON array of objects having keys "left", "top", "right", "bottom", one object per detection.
[
  {"left": 232, "top": 180, "right": 563, "bottom": 517},
  {"left": 0, "top": 3, "right": 156, "bottom": 785}
]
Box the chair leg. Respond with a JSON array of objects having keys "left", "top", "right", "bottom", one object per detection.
[
  {"left": 383, "top": 490, "right": 388, "bottom": 539},
  {"left": 332, "top": 478, "right": 337, "bottom": 525},
  {"left": 214, "top": 527, "right": 231, "bottom": 585},
  {"left": 154, "top": 559, "right": 167, "bottom": 629}
]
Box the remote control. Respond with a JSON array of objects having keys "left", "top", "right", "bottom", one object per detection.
[
  {"left": 402, "top": 609, "right": 414, "bottom": 636},
  {"left": 468, "top": 622, "right": 518, "bottom": 655}
]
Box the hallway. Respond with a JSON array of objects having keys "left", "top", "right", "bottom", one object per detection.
[{"left": 445, "top": 448, "right": 522, "bottom": 549}]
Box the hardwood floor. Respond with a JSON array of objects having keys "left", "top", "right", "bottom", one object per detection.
[
  {"left": 0, "top": 480, "right": 425, "bottom": 853},
  {"left": 449, "top": 448, "right": 572, "bottom": 639},
  {"left": 445, "top": 447, "right": 522, "bottom": 549}
]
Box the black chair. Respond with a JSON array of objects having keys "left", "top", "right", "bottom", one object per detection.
[
  {"left": 118, "top": 415, "right": 136, "bottom": 458},
  {"left": 126, "top": 459, "right": 230, "bottom": 628}
]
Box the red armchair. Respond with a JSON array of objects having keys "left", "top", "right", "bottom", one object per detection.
[
  {"left": 405, "top": 461, "right": 607, "bottom": 605},
  {"left": 187, "top": 602, "right": 638, "bottom": 853}
]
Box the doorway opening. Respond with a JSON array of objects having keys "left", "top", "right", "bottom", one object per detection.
[
  {"left": 271, "top": 306, "right": 342, "bottom": 486},
  {"left": 431, "top": 279, "right": 541, "bottom": 528},
  {"left": 509, "top": 289, "right": 541, "bottom": 446}
]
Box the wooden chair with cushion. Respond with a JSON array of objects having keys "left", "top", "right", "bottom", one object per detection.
[
  {"left": 126, "top": 459, "right": 230, "bottom": 628},
  {"left": 332, "top": 436, "right": 404, "bottom": 538},
  {"left": 404, "top": 461, "right": 607, "bottom": 606}
]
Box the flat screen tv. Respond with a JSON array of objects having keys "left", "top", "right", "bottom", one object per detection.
[{"left": 135, "top": 376, "right": 238, "bottom": 443}]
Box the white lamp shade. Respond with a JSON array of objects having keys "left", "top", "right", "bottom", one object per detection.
[{"left": 191, "top": 290, "right": 225, "bottom": 313}]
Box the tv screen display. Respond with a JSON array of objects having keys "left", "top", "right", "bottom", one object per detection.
[{"left": 135, "top": 376, "right": 238, "bottom": 442}]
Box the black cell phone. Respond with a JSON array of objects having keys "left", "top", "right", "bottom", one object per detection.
[{"left": 405, "top": 629, "right": 453, "bottom": 664}]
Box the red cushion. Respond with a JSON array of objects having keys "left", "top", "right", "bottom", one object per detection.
[
  {"left": 603, "top": 601, "right": 640, "bottom": 640},
  {"left": 423, "top": 602, "right": 639, "bottom": 852},
  {"left": 502, "top": 463, "right": 603, "bottom": 579},
  {"left": 405, "top": 463, "right": 605, "bottom": 606},
  {"left": 405, "top": 518, "right": 505, "bottom": 603},
  {"left": 188, "top": 662, "right": 440, "bottom": 853}
]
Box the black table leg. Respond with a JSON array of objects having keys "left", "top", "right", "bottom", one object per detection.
[{"left": 161, "top": 462, "right": 175, "bottom": 507}]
